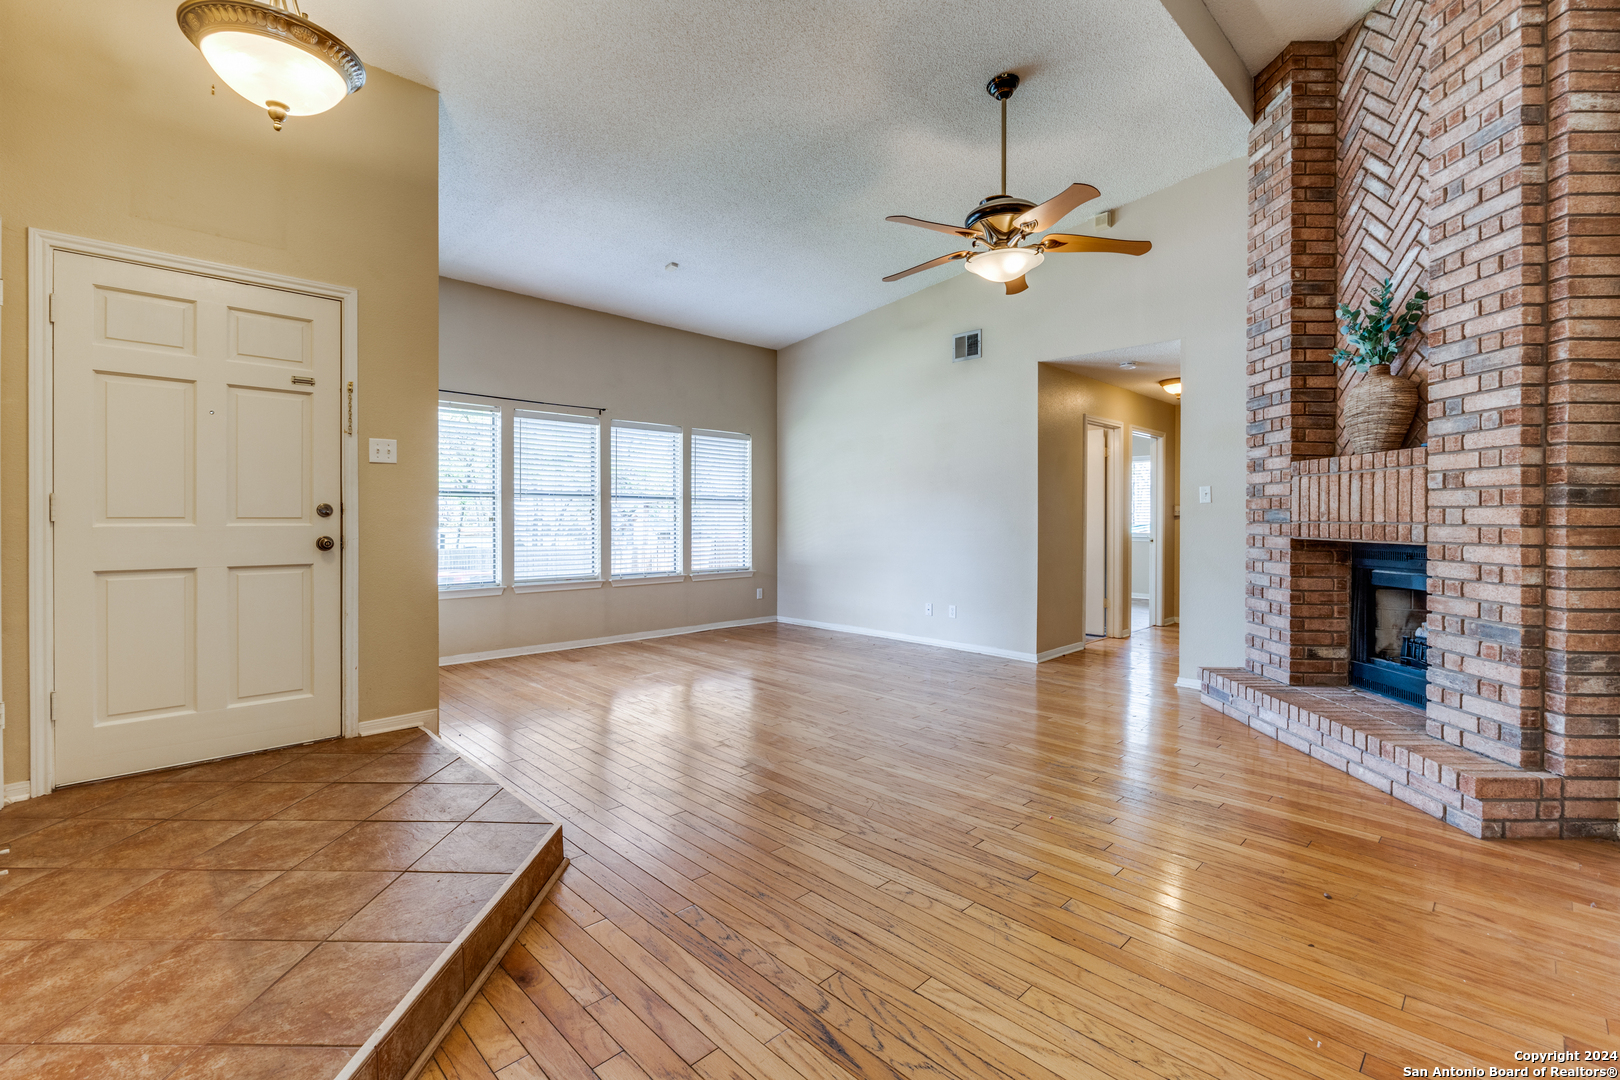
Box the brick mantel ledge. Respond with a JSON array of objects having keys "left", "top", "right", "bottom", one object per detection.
[
  {"left": 1289, "top": 447, "right": 1428, "bottom": 541},
  {"left": 1199, "top": 669, "right": 1617, "bottom": 839}
]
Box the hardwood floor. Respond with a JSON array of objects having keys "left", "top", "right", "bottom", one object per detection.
[{"left": 428, "top": 623, "right": 1620, "bottom": 1080}]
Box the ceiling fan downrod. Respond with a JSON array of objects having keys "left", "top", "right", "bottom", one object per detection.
[{"left": 987, "top": 72, "right": 1019, "bottom": 197}]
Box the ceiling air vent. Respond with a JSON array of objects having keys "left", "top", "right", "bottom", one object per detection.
[{"left": 953, "top": 330, "right": 982, "bottom": 363}]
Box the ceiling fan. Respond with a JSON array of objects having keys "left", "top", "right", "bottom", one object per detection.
[{"left": 883, "top": 72, "right": 1151, "bottom": 295}]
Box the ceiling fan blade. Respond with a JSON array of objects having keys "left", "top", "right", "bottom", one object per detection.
[
  {"left": 886, "top": 215, "right": 979, "bottom": 240},
  {"left": 882, "top": 250, "right": 972, "bottom": 282},
  {"left": 1005, "top": 275, "right": 1029, "bottom": 295},
  {"left": 1013, "top": 184, "right": 1101, "bottom": 232},
  {"left": 1040, "top": 234, "right": 1152, "bottom": 256}
]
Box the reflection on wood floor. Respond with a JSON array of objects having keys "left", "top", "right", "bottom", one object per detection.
[{"left": 429, "top": 622, "right": 1620, "bottom": 1080}]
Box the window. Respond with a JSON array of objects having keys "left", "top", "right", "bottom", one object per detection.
[
  {"left": 438, "top": 402, "right": 500, "bottom": 588},
  {"left": 1131, "top": 457, "right": 1152, "bottom": 535},
  {"left": 611, "top": 423, "right": 682, "bottom": 578},
  {"left": 691, "top": 430, "right": 751, "bottom": 573},
  {"left": 513, "top": 412, "right": 600, "bottom": 583}
]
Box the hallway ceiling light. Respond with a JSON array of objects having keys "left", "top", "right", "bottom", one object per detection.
[
  {"left": 881, "top": 72, "right": 1152, "bottom": 296},
  {"left": 1160, "top": 378, "right": 1183, "bottom": 396},
  {"left": 177, "top": 0, "right": 365, "bottom": 131}
]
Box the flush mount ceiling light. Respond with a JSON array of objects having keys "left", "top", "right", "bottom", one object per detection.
[
  {"left": 882, "top": 72, "right": 1152, "bottom": 296},
  {"left": 1160, "top": 377, "right": 1183, "bottom": 396},
  {"left": 177, "top": 0, "right": 365, "bottom": 130}
]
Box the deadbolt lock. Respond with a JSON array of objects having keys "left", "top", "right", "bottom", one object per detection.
[
  {"left": 316, "top": 536, "right": 335, "bottom": 551},
  {"left": 316, "top": 503, "right": 334, "bottom": 517}
]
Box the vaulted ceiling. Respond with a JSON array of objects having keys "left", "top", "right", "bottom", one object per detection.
[{"left": 335, "top": 0, "right": 1375, "bottom": 349}]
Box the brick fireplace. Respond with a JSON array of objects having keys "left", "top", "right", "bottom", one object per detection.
[{"left": 1201, "top": 0, "right": 1620, "bottom": 838}]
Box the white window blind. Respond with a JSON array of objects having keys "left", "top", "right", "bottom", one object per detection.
[
  {"left": 438, "top": 402, "right": 500, "bottom": 588},
  {"left": 1131, "top": 457, "right": 1152, "bottom": 535},
  {"left": 691, "top": 431, "right": 751, "bottom": 573},
  {"left": 514, "top": 412, "right": 600, "bottom": 582},
  {"left": 611, "top": 423, "right": 681, "bottom": 578}
]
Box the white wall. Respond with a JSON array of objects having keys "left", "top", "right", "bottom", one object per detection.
[
  {"left": 778, "top": 159, "right": 1248, "bottom": 678},
  {"left": 438, "top": 279, "right": 777, "bottom": 662}
]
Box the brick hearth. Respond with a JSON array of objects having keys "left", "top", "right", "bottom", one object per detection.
[{"left": 1199, "top": 669, "right": 1587, "bottom": 838}]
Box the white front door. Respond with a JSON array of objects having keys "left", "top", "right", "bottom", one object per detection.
[{"left": 52, "top": 252, "right": 342, "bottom": 785}]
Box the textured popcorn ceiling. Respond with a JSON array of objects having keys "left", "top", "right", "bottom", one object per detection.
[
  {"left": 330, "top": 0, "right": 1252, "bottom": 348},
  {"left": 1201, "top": 0, "right": 1380, "bottom": 72}
]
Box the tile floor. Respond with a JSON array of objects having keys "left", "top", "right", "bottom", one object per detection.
[{"left": 0, "top": 728, "right": 554, "bottom": 1080}]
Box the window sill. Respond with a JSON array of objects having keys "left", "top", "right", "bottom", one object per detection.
[
  {"left": 610, "top": 574, "right": 686, "bottom": 587},
  {"left": 439, "top": 585, "right": 505, "bottom": 599},
  {"left": 513, "top": 579, "right": 605, "bottom": 594},
  {"left": 690, "top": 570, "right": 754, "bottom": 580}
]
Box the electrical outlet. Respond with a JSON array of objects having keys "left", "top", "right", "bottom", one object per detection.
[
  {"left": 1198, "top": 485, "right": 1211, "bottom": 504},
  {"left": 925, "top": 603, "right": 933, "bottom": 616},
  {"left": 369, "top": 438, "right": 398, "bottom": 464},
  {"left": 756, "top": 588, "right": 763, "bottom": 600},
  {"left": 948, "top": 605, "right": 956, "bottom": 618}
]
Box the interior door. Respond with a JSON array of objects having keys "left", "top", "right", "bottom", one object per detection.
[
  {"left": 52, "top": 252, "right": 342, "bottom": 785},
  {"left": 1084, "top": 425, "right": 1107, "bottom": 637}
]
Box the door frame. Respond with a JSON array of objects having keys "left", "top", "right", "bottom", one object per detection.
[
  {"left": 27, "top": 229, "right": 360, "bottom": 796},
  {"left": 1129, "top": 424, "right": 1169, "bottom": 629},
  {"left": 1083, "top": 415, "right": 1130, "bottom": 639}
]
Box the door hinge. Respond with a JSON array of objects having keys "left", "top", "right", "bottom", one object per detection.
[
  {"left": 49, "top": 692, "right": 57, "bottom": 724},
  {"left": 48, "top": 293, "right": 56, "bottom": 324},
  {"left": 48, "top": 493, "right": 55, "bottom": 524}
]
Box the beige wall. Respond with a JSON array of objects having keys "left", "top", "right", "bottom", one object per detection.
[
  {"left": 1, "top": 2, "right": 440, "bottom": 785},
  {"left": 438, "top": 279, "right": 777, "bottom": 660},
  {"left": 778, "top": 159, "right": 1247, "bottom": 675},
  {"left": 1037, "top": 364, "right": 1180, "bottom": 654}
]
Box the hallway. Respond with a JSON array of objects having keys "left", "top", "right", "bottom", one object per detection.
[{"left": 431, "top": 622, "right": 1620, "bottom": 1080}]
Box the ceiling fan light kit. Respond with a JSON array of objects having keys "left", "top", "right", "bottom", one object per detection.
[
  {"left": 883, "top": 71, "right": 1150, "bottom": 295},
  {"left": 965, "top": 246, "right": 1044, "bottom": 283},
  {"left": 176, "top": 0, "right": 365, "bottom": 130}
]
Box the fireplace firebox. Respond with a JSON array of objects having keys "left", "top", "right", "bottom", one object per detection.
[{"left": 1349, "top": 544, "right": 1429, "bottom": 708}]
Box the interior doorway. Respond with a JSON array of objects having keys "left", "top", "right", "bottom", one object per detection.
[
  {"left": 1129, "top": 430, "right": 1165, "bottom": 630},
  {"left": 1083, "top": 420, "right": 1126, "bottom": 638}
]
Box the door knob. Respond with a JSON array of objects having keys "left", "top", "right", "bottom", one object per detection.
[
  {"left": 316, "top": 503, "right": 334, "bottom": 517},
  {"left": 316, "top": 536, "right": 335, "bottom": 551}
]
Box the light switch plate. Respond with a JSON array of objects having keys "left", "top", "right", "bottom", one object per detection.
[
  {"left": 369, "top": 439, "right": 398, "bottom": 464},
  {"left": 1198, "top": 486, "right": 1211, "bottom": 503}
]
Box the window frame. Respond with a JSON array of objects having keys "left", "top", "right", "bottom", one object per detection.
[
  {"left": 436, "top": 398, "right": 503, "bottom": 595},
  {"left": 689, "top": 428, "right": 754, "bottom": 578},
  {"left": 608, "top": 419, "right": 685, "bottom": 583},
  {"left": 512, "top": 408, "right": 605, "bottom": 587}
]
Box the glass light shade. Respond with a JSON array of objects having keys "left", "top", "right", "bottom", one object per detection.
[
  {"left": 964, "top": 246, "right": 1045, "bottom": 283},
  {"left": 1160, "top": 378, "right": 1183, "bottom": 396},
  {"left": 200, "top": 31, "right": 349, "bottom": 115}
]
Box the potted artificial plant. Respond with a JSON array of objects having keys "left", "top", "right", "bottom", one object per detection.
[{"left": 1333, "top": 277, "right": 1429, "bottom": 453}]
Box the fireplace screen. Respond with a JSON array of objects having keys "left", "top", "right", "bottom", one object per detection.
[{"left": 1350, "top": 544, "right": 1429, "bottom": 707}]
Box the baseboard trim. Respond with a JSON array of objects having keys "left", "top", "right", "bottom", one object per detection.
[
  {"left": 1174, "top": 676, "right": 1203, "bottom": 690},
  {"left": 439, "top": 616, "right": 778, "bottom": 666},
  {"left": 1166, "top": 616, "right": 1180, "bottom": 625},
  {"left": 1035, "top": 641, "right": 1088, "bottom": 662},
  {"left": 777, "top": 616, "right": 1037, "bottom": 663},
  {"left": 358, "top": 709, "right": 438, "bottom": 736},
  {"left": 3, "top": 781, "right": 30, "bottom": 804}
]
